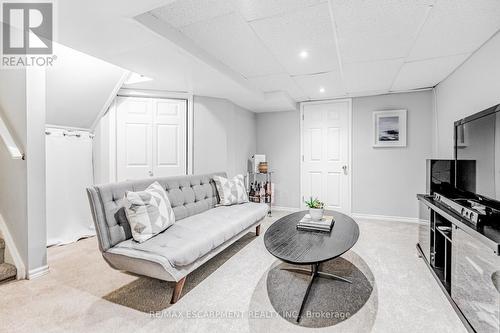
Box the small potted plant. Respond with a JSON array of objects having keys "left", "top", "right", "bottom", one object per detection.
[{"left": 305, "top": 197, "right": 324, "bottom": 221}]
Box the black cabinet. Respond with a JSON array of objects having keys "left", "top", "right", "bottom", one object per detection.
[
  {"left": 418, "top": 200, "right": 431, "bottom": 262},
  {"left": 452, "top": 226, "right": 500, "bottom": 333},
  {"left": 433, "top": 212, "right": 452, "bottom": 291},
  {"left": 417, "top": 194, "right": 500, "bottom": 332}
]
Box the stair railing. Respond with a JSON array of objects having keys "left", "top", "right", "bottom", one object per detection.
[{"left": 0, "top": 114, "right": 23, "bottom": 160}]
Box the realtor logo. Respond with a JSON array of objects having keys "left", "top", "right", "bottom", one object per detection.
[{"left": 2, "top": 2, "right": 53, "bottom": 55}]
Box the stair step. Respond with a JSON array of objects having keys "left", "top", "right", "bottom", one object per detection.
[{"left": 0, "top": 263, "right": 16, "bottom": 283}]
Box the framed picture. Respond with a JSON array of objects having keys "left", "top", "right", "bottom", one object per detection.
[{"left": 373, "top": 110, "right": 407, "bottom": 147}]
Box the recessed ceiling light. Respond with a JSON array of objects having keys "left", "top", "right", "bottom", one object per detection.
[
  {"left": 319, "top": 87, "right": 325, "bottom": 93},
  {"left": 124, "top": 72, "right": 153, "bottom": 85},
  {"left": 299, "top": 50, "right": 309, "bottom": 59}
]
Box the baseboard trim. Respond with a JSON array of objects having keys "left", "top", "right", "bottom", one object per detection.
[
  {"left": 28, "top": 265, "right": 49, "bottom": 279},
  {"left": 0, "top": 213, "right": 26, "bottom": 279},
  {"left": 270, "top": 208, "right": 419, "bottom": 224},
  {"left": 271, "top": 206, "right": 300, "bottom": 212},
  {"left": 351, "top": 213, "right": 419, "bottom": 224}
]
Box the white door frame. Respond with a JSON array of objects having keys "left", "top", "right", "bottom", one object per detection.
[
  {"left": 115, "top": 88, "right": 194, "bottom": 176},
  {"left": 299, "top": 98, "right": 353, "bottom": 214}
]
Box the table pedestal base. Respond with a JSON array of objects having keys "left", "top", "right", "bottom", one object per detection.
[{"left": 281, "top": 262, "right": 351, "bottom": 322}]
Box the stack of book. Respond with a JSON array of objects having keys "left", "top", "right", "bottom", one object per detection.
[{"left": 297, "top": 214, "right": 334, "bottom": 233}]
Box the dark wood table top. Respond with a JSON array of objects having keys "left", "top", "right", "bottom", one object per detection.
[{"left": 264, "top": 210, "right": 359, "bottom": 265}]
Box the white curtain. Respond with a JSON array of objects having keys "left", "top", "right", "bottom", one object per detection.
[{"left": 46, "top": 128, "right": 95, "bottom": 246}]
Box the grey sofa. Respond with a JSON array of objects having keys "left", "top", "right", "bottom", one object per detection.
[{"left": 86, "top": 172, "right": 268, "bottom": 303}]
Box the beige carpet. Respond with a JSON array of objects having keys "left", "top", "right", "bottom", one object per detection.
[
  {"left": 103, "top": 233, "right": 256, "bottom": 313},
  {"left": 0, "top": 211, "right": 468, "bottom": 333}
]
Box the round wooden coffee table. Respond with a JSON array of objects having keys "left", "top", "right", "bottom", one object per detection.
[{"left": 264, "top": 210, "right": 359, "bottom": 322}]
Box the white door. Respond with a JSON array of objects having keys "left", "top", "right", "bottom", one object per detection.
[
  {"left": 152, "top": 99, "right": 187, "bottom": 177},
  {"left": 116, "top": 96, "right": 187, "bottom": 181},
  {"left": 301, "top": 100, "right": 351, "bottom": 213},
  {"left": 116, "top": 97, "right": 153, "bottom": 181}
]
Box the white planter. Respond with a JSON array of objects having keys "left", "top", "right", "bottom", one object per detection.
[{"left": 309, "top": 208, "right": 324, "bottom": 221}]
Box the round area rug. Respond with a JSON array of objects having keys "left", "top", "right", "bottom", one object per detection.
[{"left": 248, "top": 251, "right": 378, "bottom": 331}]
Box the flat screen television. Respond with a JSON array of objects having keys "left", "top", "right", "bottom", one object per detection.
[{"left": 454, "top": 104, "right": 500, "bottom": 207}]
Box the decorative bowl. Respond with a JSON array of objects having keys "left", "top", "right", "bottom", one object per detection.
[{"left": 258, "top": 162, "right": 268, "bottom": 173}]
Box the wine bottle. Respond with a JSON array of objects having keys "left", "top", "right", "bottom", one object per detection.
[
  {"left": 265, "top": 181, "right": 271, "bottom": 203},
  {"left": 253, "top": 181, "right": 258, "bottom": 202},
  {"left": 249, "top": 183, "right": 254, "bottom": 202}
]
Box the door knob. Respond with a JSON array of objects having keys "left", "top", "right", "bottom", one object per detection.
[
  {"left": 342, "top": 165, "right": 348, "bottom": 174},
  {"left": 148, "top": 171, "right": 154, "bottom": 177}
]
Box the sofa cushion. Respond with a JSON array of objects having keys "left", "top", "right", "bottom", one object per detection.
[
  {"left": 213, "top": 174, "right": 248, "bottom": 206},
  {"left": 113, "top": 202, "right": 268, "bottom": 267},
  {"left": 124, "top": 182, "right": 176, "bottom": 243}
]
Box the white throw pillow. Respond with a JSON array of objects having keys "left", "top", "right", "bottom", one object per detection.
[
  {"left": 124, "top": 181, "right": 175, "bottom": 243},
  {"left": 213, "top": 174, "right": 249, "bottom": 206}
]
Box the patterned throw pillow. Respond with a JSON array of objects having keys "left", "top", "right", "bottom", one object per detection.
[
  {"left": 213, "top": 174, "right": 249, "bottom": 206},
  {"left": 124, "top": 182, "right": 175, "bottom": 243}
]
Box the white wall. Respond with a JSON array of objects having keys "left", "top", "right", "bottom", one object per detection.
[
  {"left": 193, "top": 96, "right": 256, "bottom": 177},
  {"left": 352, "top": 91, "right": 433, "bottom": 218},
  {"left": 26, "top": 69, "right": 47, "bottom": 272},
  {"left": 46, "top": 43, "right": 127, "bottom": 130},
  {"left": 0, "top": 68, "right": 47, "bottom": 276},
  {"left": 434, "top": 31, "right": 500, "bottom": 158},
  {"left": 255, "top": 111, "right": 300, "bottom": 208},
  {"left": 0, "top": 69, "right": 28, "bottom": 269},
  {"left": 93, "top": 106, "right": 115, "bottom": 184},
  {"left": 256, "top": 91, "right": 434, "bottom": 218}
]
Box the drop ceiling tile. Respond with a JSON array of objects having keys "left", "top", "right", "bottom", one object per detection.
[
  {"left": 235, "top": 0, "right": 326, "bottom": 22},
  {"left": 152, "top": 0, "right": 236, "bottom": 29},
  {"left": 180, "top": 13, "right": 285, "bottom": 77},
  {"left": 250, "top": 3, "right": 339, "bottom": 76},
  {"left": 392, "top": 54, "right": 469, "bottom": 90},
  {"left": 343, "top": 59, "right": 404, "bottom": 93},
  {"left": 331, "top": 0, "right": 434, "bottom": 63},
  {"left": 247, "top": 73, "right": 307, "bottom": 100},
  {"left": 408, "top": 0, "right": 500, "bottom": 60},
  {"left": 293, "top": 70, "right": 345, "bottom": 100}
]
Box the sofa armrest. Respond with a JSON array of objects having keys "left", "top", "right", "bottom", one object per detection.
[{"left": 86, "top": 187, "right": 110, "bottom": 253}]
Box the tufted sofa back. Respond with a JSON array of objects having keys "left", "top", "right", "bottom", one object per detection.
[{"left": 86, "top": 172, "right": 226, "bottom": 252}]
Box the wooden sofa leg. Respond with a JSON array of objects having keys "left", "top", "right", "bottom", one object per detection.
[
  {"left": 170, "top": 277, "right": 186, "bottom": 304},
  {"left": 256, "top": 225, "right": 261, "bottom": 236}
]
